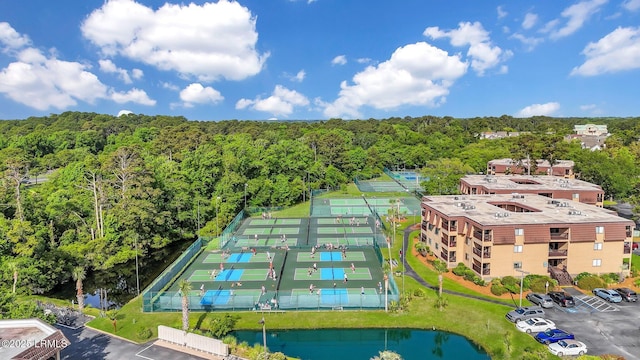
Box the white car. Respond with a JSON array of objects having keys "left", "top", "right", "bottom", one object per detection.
[
  {"left": 515, "top": 317, "right": 556, "bottom": 334},
  {"left": 548, "top": 339, "right": 587, "bottom": 356}
]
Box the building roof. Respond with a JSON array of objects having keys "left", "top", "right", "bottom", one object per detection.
[
  {"left": 0, "top": 319, "right": 69, "bottom": 360},
  {"left": 487, "top": 158, "right": 575, "bottom": 168},
  {"left": 460, "top": 175, "right": 603, "bottom": 192},
  {"left": 421, "top": 194, "right": 632, "bottom": 227}
]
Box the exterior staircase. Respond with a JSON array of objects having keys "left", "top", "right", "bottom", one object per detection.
[{"left": 549, "top": 266, "right": 573, "bottom": 286}]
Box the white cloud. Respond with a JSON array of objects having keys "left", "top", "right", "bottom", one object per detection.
[
  {"left": 570, "top": 26, "right": 640, "bottom": 76},
  {"left": 111, "top": 88, "right": 156, "bottom": 105},
  {"left": 0, "top": 22, "right": 31, "bottom": 49},
  {"left": 546, "top": 0, "right": 608, "bottom": 40},
  {"left": 424, "top": 22, "right": 512, "bottom": 76},
  {"left": 515, "top": 102, "right": 560, "bottom": 117},
  {"left": 522, "top": 13, "right": 538, "bottom": 29},
  {"left": 497, "top": 6, "right": 508, "bottom": 19},
  {"left": 331, "top": 55, "right": 347, "bottom": 65},
  {"left": 99, "top": 59, "right": 141, "bottom": 83},
  {"left": 236, "top": 85, "right": 309, "bottom": 116},
  {"left": 117, "top": 109, "right": 133, "bottom": 116},
  {"left": 356, "top": 58, "right": 372, "bottom": 64},
  {"left": 0, "top": 22, "right": 155, "bottom": 111},
  {"left": 580, "top": 104, "right": 597, "bottom": 111},
  {"left": 323, "top": 42, "right": 467, "bottom": 118},
  {"left": 0, "top": 46, "right": 109, "bottom": 110},
  {"left": 161, "top": 81, "right": 179, "bottom": 91},
  {"left": 81, "top": 0, "right": 268, "bottom": 82},
  {"left": 179, "top": 83, "right": 224, "bottom": 107},
  {"left": 285, "top": 69, "right": 305, "bottom": 82},
  {"left": 510, "top": 33, "right": 544, "bottom": 51},
  {"left": 623, "top": 0, "right": 640, "bottom": 11}
]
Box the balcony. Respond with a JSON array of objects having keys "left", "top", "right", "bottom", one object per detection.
[
  {"left": 440, "top": 251, "right": 448, "bottom": 262},
  {"left": 550, "top": 233, "right": 569, "bottom": 240},
  {"left": 472, "top": 264, "right": 490, "bottom": 275},
  {"left": 421, "top": 222, "right": 428, "bottom": 231},
  {"left": 624, "top": 245, "right": 631, "bottom": 254},
  {"left": 472, "top": 247, "right": 491, "bottom": 259},
  {"left": 548, "top": 249, "right": 568, "bottom": 257},
  {"left": 449, "top": 255, "right": 457, "bottom": 263}
]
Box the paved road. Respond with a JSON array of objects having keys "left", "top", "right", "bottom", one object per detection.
[{"left": 58, "top": 325, "right": 213, "bottom": 360}]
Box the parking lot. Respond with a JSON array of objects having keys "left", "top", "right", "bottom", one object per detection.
[{"left": 535, "top": 288, "right": 640, "bottom": 359}]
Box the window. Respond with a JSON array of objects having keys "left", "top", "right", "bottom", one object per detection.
[
  {"left": 514, "top": 245, "right": 523, "bottom": 253},
  {"left": 515, "top": 228, "right": 524, "bottom": 236},
  {"left": 593, "top": 242, "right": 603, "bottom": 251},
  {"left": 513, "top": 262, "right": 522, "bottom": 269},
  {"left": 465, "top": 253, "right": 469, "bottom": 260},
  {"left": 435, "top": 243, "right": 439, "bottom": 250},
  {"left": 595, "top": 226, "right": 604, "bottom": 234},
  {"left": 592, "top": 259, "right": 602, "bottom": 267},
  {"left": 465, "top": 237, "right": 470, "bottom": 245}
]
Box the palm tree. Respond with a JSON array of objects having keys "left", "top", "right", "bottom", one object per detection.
[
  {"left": 8, "top": 261, "right": 18, "bottom": 294},
  {"left": 432, "top": 259, "right": 448, "bottom": 297},
  {"left": 178, "top": 279, "right": 192, "bottom": 331},
  {"left": 72, "top": 266, "right": 86, "bottom": 310}
]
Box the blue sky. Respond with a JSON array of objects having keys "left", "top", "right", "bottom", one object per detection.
[{"left": 1, "top": 0, "right": 639, "bottom": 121}]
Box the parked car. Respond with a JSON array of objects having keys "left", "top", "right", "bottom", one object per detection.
[
  {"left": 614, "top": 287, "right": 638, "bottom": 302},
  {"left": 526, "top": 293, "right": 554, "bottom": 308},
  {"left": 593, "top": 288, "right": 623, "bottom": 303},
  {"left": 505, "top": 306, "right": 545, "bottom": 323},
  {"left": 516, "top": 317, "right": 556, "bottom": 334},
  {"left": 548, "top": 291, "right": 575, "bottom": 307},
  {"left": 548, "top": 340, "right": 587, "bottom": 356},
  {"left": 535, "top": 329, "right": 575, "bottom": 344}
]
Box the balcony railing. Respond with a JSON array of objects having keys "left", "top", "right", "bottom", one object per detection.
[
  {"left": 449, "top": 255, "right": 457, "bottom": 263},
  {"left": 624, "top": 245, "right": 631, "bottom": 254},
  {"left": 482, "top": 268, "right": 490, "bottom": 275},
  {"left": 626, "top": 230, "right": 633, "bottom": 238},
  {"left": 473, "top": 247, "right": 491, "bottom": 258},
  {"left": 550, "top": 233, "right": 569, "bottom": 240},
  {"left": 440, "top": 251, "right": 448, "bottom": 261},
  {"left": 472, "top": 264, "right": 490, "bottom": 275},
  {"left": 548, "top": 249, "right": 568, "bottom": 257}
]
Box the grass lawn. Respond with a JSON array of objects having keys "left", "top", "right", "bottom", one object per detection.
[{"left": 85, "top": 280, "right": 549, "bottom": 360}]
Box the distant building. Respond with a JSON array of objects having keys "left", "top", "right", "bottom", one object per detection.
[
  {"left": 478, "top": 131, "right": 526, "bottom": 140},
  {"left": 459, "top": 175, "right": 604, "bottom": 207},
  {"left": 420, "top": 194, "right": 633, "bottom": 282},
  {"left": 0, "top": 318, "right": 70, "bottom": 360},
  {"left": 486, "top": 158, "right": 575, "bottom": 178},
  {"left": 566, "top": 124, "right": 609, "bottom": 151}
]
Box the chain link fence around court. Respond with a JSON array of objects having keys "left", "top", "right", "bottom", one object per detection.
[{"left": 354, "top": 177, "right": 406, "bottom": 193}]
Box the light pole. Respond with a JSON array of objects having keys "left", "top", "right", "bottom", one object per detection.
[
  {"left": 516, "top": 269, "right": 530, "bottom": 307},
  {"left": 259, "top": 317, "right": 267, "bottom": 358},
  {"left": 244, "top": 183, "right": 248, "bottom": 209},
  {"left": 216, "top": 196, "right": 221, "bottom": 236},
  {"left": 134, "top": 235, "right": 140, "bottom": 296}
]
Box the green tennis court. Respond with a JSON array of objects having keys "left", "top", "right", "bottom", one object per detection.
[
  {"left": 317, "top": 217, "right": 370, "bottom": 225},
  {"left": 270, "top": 227, "right": 300, "bottom": 235},
  {"left": 242, "top": 228, "right": 272, "bottom": 235},
  {"left": 248, "top": 218, "right": 301, "bottom": 226},
  {"left": 330, "top": 207, "right": 371, "bottom": 215},
  {"left": 330, "top": 199, "right": 367, "bottom": 206},
  {"left": 296, "top": 251, "right": 366, "bottom": 262},
  {"left": 293, "top": 267, "right": 371, "bottom": 281}
]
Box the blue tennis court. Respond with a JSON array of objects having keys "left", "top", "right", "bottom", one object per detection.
[
  {"left": 215, "top": 269, "right": 244, "bottom": 281},
  {"left": 321, "top": 288, "right": 348, "bottom": 304},
  {"left": 200, "top": 289, "right": 231, "bottom": 305},
  {"left": 228, "top": 253, "right": 252, "bottom": 263},
  {"left": 320, "top": 267, "right": 345, "bottom": 280},
  {"left": 320, "top": 251, "right": 342, "bottom": 261}
]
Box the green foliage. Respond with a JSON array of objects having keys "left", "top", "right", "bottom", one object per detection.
[
  {"left": 0, "top": 292, "right": 56, "bottom": 323},
  {"left": 207, "top": 314, "right": 239, "bottom": 338},
  {"left": 600, "top": 272, "right": 621, "bottom": 285},
  {"left": 525, "top": 275, "right": 556, "bottom": 293},
  {"left": 452, "top": 263, "right": 468, "bottom": 276},
  {"left": 576, "top": 274, "right": 606, "bottom": 291},
  {"left": 491, "top": 284, "right": 508, "bottom": 296},
  {"left": 136, "top": 326, "right": 153, "bottom": 340},
  {"left": 574, "top": 272, "right": 592, "bottom": 283},
  {"left": 412, "top": 288, "right": 426, "bottom": 297},
  {"left": 433, "top": 295, "right": 448, "bottom": 311}
]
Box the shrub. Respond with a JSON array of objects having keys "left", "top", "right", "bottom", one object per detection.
[
  {"left": 452, "top": 263, "right": 467, "bottom": 276},
  {"left": 577, "top": 275, "right": 606, "bottom": 291},
  {"left": 573, "top": 272, "right": 592, "bottom": 283},
  {"left": 473, "top": 276, "right": 485, "bottom": 286},
  {"left": 413, "top": 288, "right": 426, "bottom": 297},
  {"left": 136, "top": 326, "right": 153, "bottom": 340},
  {"left": 600, "top": 273, "right": 620, "bottom": 285},
  {"left": 463, "top": 269, "right": 476, "bottom": 282},
  {"left": 491, "top": 284, "right": 508, "bottom": 296},
  {"left": 528, "top": 276, "right": 556, "bottom": 293},
  {"left": 501, "top": 276, "right": 519, "bottom": 288}
]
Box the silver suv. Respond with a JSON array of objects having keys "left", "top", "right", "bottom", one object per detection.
[
  {"left": 505, "top": 306, "right": 545, "bottom": 323},
  {"left": 526, "top": 293, "right": 554, "bottom": 308}
]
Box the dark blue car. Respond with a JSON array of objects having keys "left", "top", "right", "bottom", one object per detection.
[{"left": 535, "top": 329, "right": 575, "bottom": 344}]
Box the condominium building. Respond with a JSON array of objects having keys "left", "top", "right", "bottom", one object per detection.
[
  {"left": 420, "top": 194, "right": 634, "bottom": 281},
  {"left": 486, "top": 158, "right": 575, "bottom": 178},
  {"left": 459, "top": 175, "right": 605, "bottom": 207}
]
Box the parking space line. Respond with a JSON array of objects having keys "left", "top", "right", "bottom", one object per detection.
[{"left": 136, "top": 344, "right": 156, "bottom": 360}]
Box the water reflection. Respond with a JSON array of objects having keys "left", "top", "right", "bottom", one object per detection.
[{"left": 233, "top": 328, "right": 489, "bottom": 360}]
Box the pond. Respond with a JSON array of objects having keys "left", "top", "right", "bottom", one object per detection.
[{"left": 233, "top": 328, "right": 490, "bottom": 360}]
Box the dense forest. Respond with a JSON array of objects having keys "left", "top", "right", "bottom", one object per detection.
[{"left": 1, "top": 112, "right": 639, "bottom": 302}]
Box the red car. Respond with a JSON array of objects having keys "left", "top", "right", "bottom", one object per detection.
[{"left": 633, "top": 242, "right": 639, "bottom": 250}]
